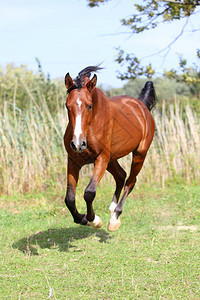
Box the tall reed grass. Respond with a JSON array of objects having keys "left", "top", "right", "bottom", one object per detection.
[
  {"left": 125, "top": 102, "right": 200, "bottom": 187},
  {"left": 0, "top": 91, "right": 199, "bottom": 195},
  {"left": 0, "top": 89, "right": 67, "bottom": 194}
]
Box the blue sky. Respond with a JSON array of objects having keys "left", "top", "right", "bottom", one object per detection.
[{"left": 1, "top": 0, "right": 200, "bottom": 87}]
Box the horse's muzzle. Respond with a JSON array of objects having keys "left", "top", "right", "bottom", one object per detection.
[{"left": 70, "top": 140, "right": 87, "bottom": 153}]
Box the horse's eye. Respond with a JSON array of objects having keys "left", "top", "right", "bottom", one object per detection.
[{"left": 88, "top": 104, "right": 93, "bottom": 111}]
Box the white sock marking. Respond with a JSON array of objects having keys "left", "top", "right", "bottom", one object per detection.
[
  {"left": 109, "top": 202, "right": 117, "bottom": 213},
  {"left": 89, "top": 215, "right": 101, "bottom": 227},
  {"left": 110, "top": 212, "right": 118, "bottom": 222},
  {"left": 109, "top": 202, "right": 119, "bottom": 224}
]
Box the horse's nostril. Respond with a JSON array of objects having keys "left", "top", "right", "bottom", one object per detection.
[
  {"left": 82, "top": 141, "right": 86, "bottom": 147},
  {"left": 70, "top": 141, "right": 76, "bottom": 151}
]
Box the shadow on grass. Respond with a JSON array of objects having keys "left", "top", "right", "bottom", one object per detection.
[{"left": 12, "top": 226, "right": 111, "bottom": 255}]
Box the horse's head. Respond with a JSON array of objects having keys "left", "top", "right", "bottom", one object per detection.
[{"left": 65, "top": 72, "right": 97, "bottom": 153}]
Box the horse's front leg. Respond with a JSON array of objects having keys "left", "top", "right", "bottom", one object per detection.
[
  {"left": 84, "top": 155, "right": 109, "bottom": 228},
  {"left": 65, "top": 157, "right": 88, "bottom": 225}
]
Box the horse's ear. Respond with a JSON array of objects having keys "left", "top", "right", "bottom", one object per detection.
[
  {"left": 86, "top": 74, "right": 97, "bottom": 92},
  {"left": 65, "top": 73, "right": 74, "bottom": 90}
]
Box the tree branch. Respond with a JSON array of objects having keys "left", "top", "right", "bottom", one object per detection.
[
  {"left": 160, "top": 0, "right": 200, "bottom": 5},
  {"left": 142, "top": 16, "right": 190, "bottom": 60}
]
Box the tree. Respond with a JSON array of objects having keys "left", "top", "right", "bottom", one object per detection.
[
  {"left": 0, "top": 61, "right": 62, "bottom": 114},
  {"left": 87, "top": 0, "right": 200, "bottom": 84}
]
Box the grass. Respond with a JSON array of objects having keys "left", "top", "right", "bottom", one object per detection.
[{"left": 0, "top": 183, "right": 200, "bottom": 299}]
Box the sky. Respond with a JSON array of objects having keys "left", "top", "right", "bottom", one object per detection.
[{"left": 1, "top": 0, "right": 200, "bottom": 87}]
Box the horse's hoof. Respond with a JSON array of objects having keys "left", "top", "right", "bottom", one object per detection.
[
  {"left": 89, "top": 215, "right": 103, "bottom": 229},
  {"left": 79, "top": 214, "right": 88, "bottom": 226},
  {"left": 107, "top": 218, "right": 121, "bottom": 232}
]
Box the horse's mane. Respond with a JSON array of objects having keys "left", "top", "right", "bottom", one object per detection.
[
  {"left": 67, "top": 65, "right": 103, "bottom": 94},
  {"left": 74, "top": 65, "right": 103, "bottom": 89}
]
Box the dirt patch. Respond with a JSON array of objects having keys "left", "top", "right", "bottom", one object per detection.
[{"left": 159, "top": 225, "right": 198, "bottom": 232}]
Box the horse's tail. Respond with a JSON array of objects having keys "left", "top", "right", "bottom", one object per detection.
[{"left": 138, "top": 81, "right": 157, "bottom": 111}]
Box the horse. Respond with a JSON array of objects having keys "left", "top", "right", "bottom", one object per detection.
[{"left": 64, "top": 66, "right": 156, "bottom": 231}]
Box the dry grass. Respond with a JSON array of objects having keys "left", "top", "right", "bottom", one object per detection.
[
  {"left": 0, "top": 93, "right": 67, "bottom": 194},
  {"left": 142, "top": 102, "right": 200, "bottom": 186},
  {"left": 0, "top": 93, "right": 199, "bottom": 194}
]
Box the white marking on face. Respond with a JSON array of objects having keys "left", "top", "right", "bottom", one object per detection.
[
  {"left": 77, "top": 97, "right": 82, "bottom": 108},
  {"left": 74, "top": 114, "right": 82, "bottom": 146},
  {"left": 74, "top": 98, "right": 83, "bottom": 146}
]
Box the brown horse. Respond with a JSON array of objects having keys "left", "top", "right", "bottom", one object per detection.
[{"left": 64, "top": 66, "right": 156, "bottom": 231}]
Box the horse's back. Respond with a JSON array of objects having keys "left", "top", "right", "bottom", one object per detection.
[
  {"left": 109, "top": 95, "right": 155, "bottom": 159},
  {"left": 109, "top": 95, "right": 154, "bottom": 130}
]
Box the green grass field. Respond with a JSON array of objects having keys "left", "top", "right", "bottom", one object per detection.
[{"left": 0, "top": 183, "right": 200, "bottom": 299}]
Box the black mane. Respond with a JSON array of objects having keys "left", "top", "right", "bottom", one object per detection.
[{"left": 67, "top": 65, "right": 103, "bottom": 93}]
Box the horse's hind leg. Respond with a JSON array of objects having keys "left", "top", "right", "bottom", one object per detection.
[
  {"left": 107, "top": 151, "right": 146, "bottom": 232},
  {"left": 107, "top": 160, "right": 126, "bottom": 223}
]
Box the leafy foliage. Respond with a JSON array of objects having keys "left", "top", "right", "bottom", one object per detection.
[
  {"left": 87, "top": 0, "right": 200, "bottom": 85},
  {"left": 164, "top": 50, "right": 200, "bottom": 85},
  {"left": 87, "top": 0, "right": 200, "bottom": 28},
  {"left": 120, "top": 1, "right": 199, "bottom": 33},
  {"left": 0, "top": 60, "right": 65, "bottom": 114},
  {"left": 87, "top": 0, "right": 110, "bottom": 7},
  {"left": 115, "top": 49, "right": 200, "bottom": 85},
  {"left": 116, "top": 48, "right": 155, "bottom": 80}
]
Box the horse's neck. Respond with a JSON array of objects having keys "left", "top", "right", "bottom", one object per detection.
[{"left": 92, "top": 88, "right": 110, "bottom": 111}]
